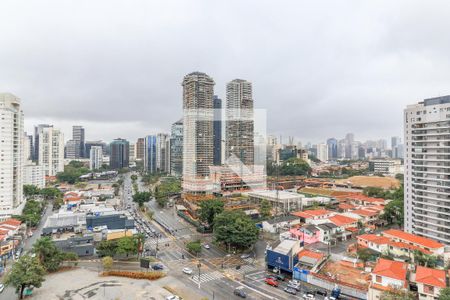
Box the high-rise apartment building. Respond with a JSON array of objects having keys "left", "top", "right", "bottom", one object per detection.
[
  {"left": 33, "top": 124, "right": 52, "bottom": 161},
  {"left": 135, "top": 138, "right": 145, "bottom": 160},
  {"left": 38, "top": 126, "right": 65, "bottom": 176},
  {"left": 0, "top": 93, "right": 24, "bottom": 217},
  {"left": 225, "top": 79, "right": 254, "bottom": 167},
  {"left": 89, "top": 146, "right": 103, "bottom": 170},
  {"left": 213, "top": 95, "right": 222, "bottom": 166},
  {"left": 326, "top": 138, "right": 338, "bottom": 160},
  {"left": 73, "top": 125, "right": 85, "bottom": 158},
  {"left": 144, "top": 135, "right": 157, "bottom": 173},
  {"left": 404, "top": 95, "right": 450, "bottom": 244},
  {"left": 182, "top": 72, "right": 215, "bottom": 193},
  {"left": 170, "top": 119, "right": 183, "bottom": 176},
  {"left": 110, "top": 138, "right": 129, "bottom": 169},
  {"left": 315, "top": 143, "right": 328, "bottom": 162}
]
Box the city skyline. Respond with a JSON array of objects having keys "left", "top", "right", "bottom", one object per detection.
[{"left": 3, "top": 1, "right": 448, "bottom": 142}]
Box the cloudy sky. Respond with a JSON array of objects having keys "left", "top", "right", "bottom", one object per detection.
[{"left": 1, "top": 1, "right": 450, "bottom": 144}]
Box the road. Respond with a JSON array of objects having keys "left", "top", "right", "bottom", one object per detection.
[{"left": 2, "top": 203, "right": 53, "bottom": 299}]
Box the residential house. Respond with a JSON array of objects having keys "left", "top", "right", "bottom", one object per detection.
[
  {"left": 368, "top": 258, "right": 408, "bottom": 300},
  {"left": 382, "top": 229, "right": 445, "bottom": 257},
  {"left": 288, "top": 224, "right": 321, "bottom": 245},
  {"left": 262, "top": 215, "right": 300, "bottom": 234},
  {"left": 291, "top": 209, "right": 335, "bottom": 224},
  {"left": 316, "top": 223, "right": 338, "bottom": 245},
  {"left": 413, "top": 266, "right": 446, "bottom": 300}
]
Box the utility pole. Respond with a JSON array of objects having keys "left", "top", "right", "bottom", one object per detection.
[{"left": 197, "top": 262, "right": 202, "bottom": 289}]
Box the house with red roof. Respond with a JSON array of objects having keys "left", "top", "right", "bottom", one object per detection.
[
  {"left": 412, "top": 266, "right": 446, "bottom": 300},
  {"left": 297, "top": 249, "right": 326, "bottom": 270},
  {"left": 346, "top": 209, "right": 379, "bottom": 225},
  {"left": 368, "top": 258, "right": 408, "bottom": 299},
  {"left": 382, "top": 229, "right": 445, "bottom": 257},
  {"left": 291, "top": 209, "right": 335, "bottom": 224}
]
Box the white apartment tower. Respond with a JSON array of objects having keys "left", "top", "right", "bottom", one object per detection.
[
  {"left": 0, "top": 93, "right": 25, "bottom": 217},
  {"left": 38, "top": 126, "right": 64, "bottom": 176},
  {"left": 182, "top": 72, "right": 215, "bottom": 193},
  {"left": 89, "top": 146, "right": 103, "bottom": 170},
  {"left": 315, "top": 143, "right": 328, "bottom": 162},
  {"left": 404, "top": 95, "right": 450, "bottom": 244},
  {"left": 225, "top": 79, "right": 254, "bottom": 167}
]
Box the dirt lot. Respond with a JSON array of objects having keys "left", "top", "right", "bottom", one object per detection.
[
  {"left": 32, "top": 268, "right": 203, "bottom": 300},
  {"left": 336, "top": 176, "right": 400, "bottom": 189},
  {"left": 319, "top": 260, "right": 370, "bottom": 289}
]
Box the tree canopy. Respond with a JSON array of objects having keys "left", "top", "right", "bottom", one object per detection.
[
  {"left": 198, "top": 199, "right": 224, "bottom": 227},
  {"left": 32, "top": 237, "right": 68, "bottom": 272},
  {"left": 259, "top": 199, "right": 272, "bottom": 219},
  {"left": 279, "top": 158, "right": 311, "bottom": 176},
  {"left": 96, "top": 235, "right": 140, "bottom": 257},
  {"left": 186, "top": 240, "right": 202, "bottom": 255},
  {"left": 439, "top": 287, "right": 450, "bottom": 300},
  {"left": 13, "top": 199, "right": 44, "bottom": 227},
  {"left": 23, "top": 185, "right": 40, "bottom": 197},
  {"left": 5, "top": 255, "right": 46, "bottom": 299},
  {"left": 213, "top": 210, "right": 259, "bottom": 251},
  {"left": 56, "top": 160, "right": 90, "bottom": 184},
  {"left": 132, "top": 191, "right": 152, "bottom": 208}
]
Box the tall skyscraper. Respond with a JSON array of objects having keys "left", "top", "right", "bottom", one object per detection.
[
  {"left": 156, "top": 133, "right": 169, "bottom": 173},
  {"left": 89, "top": 146, "right": 103, "bottom": 170},
  {"left": 213, "top": 95, "right": 222, "bottom": 166},
  {"left": 391, "top": 136, "right": 401, "bottom": 149},
  {"left": 72, "top": 125, "right": 85, "bottom": 158},
  {"left": 404, "top": 95, "right": 450, "bottom": 244},
  {"left": 225, "top": 79, "right": 254, "bottom": 167},
  {"left": 109, "top": 138, "right": 129, "bottom": 169},
  {"left": 85, "top": 141, "right": 107, "bottom": 158},
  {"left": 144, "top": 135, "right": 157, "bottom": 173},
  {"left": 182, "top": 72, "right": 215, "bottom": 193},
  {"left": 170, "top": 119, "right": 183, "bottom": 176},
  {"left": 326, "top": 138, "right": 338, "bottom": 160},
  {"left": 33, "top": 124, "right": 52, "bottom": 161},
  {"left": 0, "top": 93, "right": 24, "bottom": 217},
  {"left": 38, "top": 126, "right": 65, "bottom": 176},
  {"left": 135, "top": 138, "right": 145, "bottom": 160}
]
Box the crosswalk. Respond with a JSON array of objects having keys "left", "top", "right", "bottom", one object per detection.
[
  {"left": 145, "top": 237, "right": 172, "bottom": 246},
  {"left": 188, "top": 271, "right": 224, "bottom": 284},
  {"left": 157, "top": 249, "right": 184, "bottom": 262},
  {"left": 225, "top": 264, "right": 258, "bottom": 275}
]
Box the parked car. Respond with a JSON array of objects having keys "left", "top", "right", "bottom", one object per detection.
[
  {"left": 152, "top": 263, "right": 164, "bottom": 270},
  {"left": 316, "top": 290, "right": 327, "bottom": 297},
  {"left": 303, "top": 292, "right": 315, "bottom": 299},
  {"left": 182, "top": 267, "right": 193, "bottom": 275},
  {"left": 203, "top": 244, "right": 210, "bottom": 249},
  {"left": 233, "top": 288, "right": 247, "bottom": 298},
  {"left": 284, "top": 287, "right": 297, "bottom": 295},
  {"left": 275, "top": 273, "right": 286, "bottom": 281},
  {"left": 0, "top": 283, "right": 4, "bottom": 293},
  {"left": 264, "top": 278, "right": 279, "bottom": 287},
  {"left": 240, "top": 253, "right": 251, "bottom": 259},
  {"left": 287, "top": 281, "right": 301, "bottom": 291},
  {"left": 165, "top": 295, "right": 180, "bottom": 300}
]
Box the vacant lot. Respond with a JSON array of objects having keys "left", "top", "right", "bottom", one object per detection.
[
  {"left": 336, "top": 176, "right": 400, "bottom": 189},
  {"left": 32, "top": 268, "right": 202, "bottom": 300}
]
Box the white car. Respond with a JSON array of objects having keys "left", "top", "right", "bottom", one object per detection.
[
  {"left": 302, "top": 294, "right": 315, "bottom": 300},
  {"left": 0, "top": 283, "right": 4, "bottom": 293},
  {"left": 182, "top": 267, "right": 193, "bottom": 275},
  {"left": 240, "top": 253, "right": 251, "bottom": 259},
  {"left": 203, "top": 244, "right": 210, "bottom": 249},
  {"left": 165, "top": 295, "right": 180, "bottom": 300}
]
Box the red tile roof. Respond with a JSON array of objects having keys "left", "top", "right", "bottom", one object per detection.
[
  {"left": 372, "top": 258, "right": 407, "bottom": 281},
  {"left": 415, "top": 266, "right": 446, "bottom": 288},
  {"left": 329, "top": 214, "right": 358, "bottom": 226},
  {"left": 1, "top": 218, "right": 22, "bottom": 226},
  {"left": 383, "top": 229, "right": 444, "bottom": 249},
  {"left": 358, "top": 234, "right": 390, "bottom": 245},
  {"left": 291, "top": 209, "right": 333, "bottom": 219},
  {"left": 352, "top": 209, "right": 379, "bottom": 217},
  {"left": 339, "top": 203, "right": 356, "bottom": 210},
  {"left": 298, "top": 249, "right": 325, "bottom": 261}
]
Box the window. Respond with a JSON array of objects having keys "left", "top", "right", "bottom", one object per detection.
[
  {"left": 424, "top": 285, "right": 434, "bottom": 294},
  {"left": 376, "top": 275, "right": 382, "bottom": 283}
]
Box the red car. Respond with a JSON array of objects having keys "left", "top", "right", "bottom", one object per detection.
[{"left": 265, "top": 278, "right": 279, "bottom": 287}]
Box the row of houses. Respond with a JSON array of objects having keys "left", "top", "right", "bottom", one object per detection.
[{"left": 0, "top": 218, "right": 24, "bottom": 259}]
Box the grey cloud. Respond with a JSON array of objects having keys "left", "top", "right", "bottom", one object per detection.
[{"left": 1, "top": 0, "right": 450, "bottom": 143}]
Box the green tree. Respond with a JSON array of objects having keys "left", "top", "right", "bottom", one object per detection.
[
  {"left": 198, "top": 199, "right": 224, "bottom": 227},
  {"left": 357, "top": 248, "right": 372, "bottom": 264},
  {"left": 214, "top": 211, "right": 259, "bottom": 251},
  {"left": 5, "top": 255, "right": 46, "bottom": 299},
  {"left": 439, "top": 287, "right": 450, "bottom": 300},
  {"left": 259, "top": 199, "right": 272, "bottom": 219},
  {"left": 278, "top": 158, "right": 311, "bottom": 176},
  {"left": 102, "top": 256, "right": 114, "bottom": 271},
  {"left": 116, "top": 236, "right": 138, "bottom": 257},
  {"left": 96, "top": 240, "right": 118, "bottom": 257},
  {"left": 56, "top": 160, "right": 90, "bottom": 184},
  {"left": 363, "top": 187, "right": 388, "bottom": 198},
  {"left": 13, "top": 199, "right": 44, "bottom": 227},
  {"left": 131, "top": 174, "right": 138, "bottom": 182},
  {"left": 39, "top": 187, "right": 62, "bottom": 200},
  {"left": 23, "top": 185, "right": 40, "bottom": 197},
  {"left": 414, "top": 250, "right": 438, "bottom": 268},
  {"left": 186, "top": 241, "right": 202, "bottom": 255},
  {"left": 132, "top": 191, "right": 152, "bottom": 208},
  {"left": 382, "top": 198, "right": 403, "bottom": 226},
  {"left": 32, "top": 237, "right": 65, "bottom": 271}
]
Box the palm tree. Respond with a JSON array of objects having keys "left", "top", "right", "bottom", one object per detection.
[{"left": 32, "top": 237, "right": 54, "bottom": 264}]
